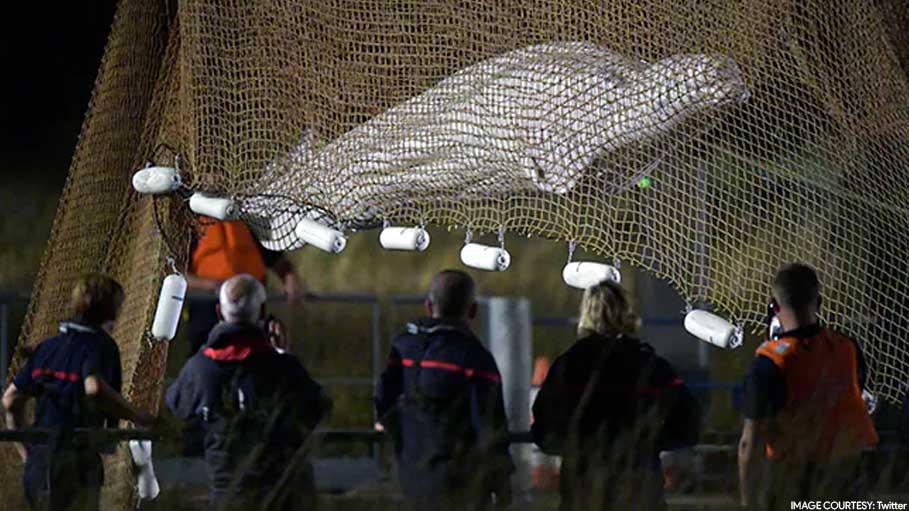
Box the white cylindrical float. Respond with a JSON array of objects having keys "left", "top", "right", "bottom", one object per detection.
[
  {"left": 379, "top": 227, "right": 430, "bottom": 251},
  {"left": 129, "top": 440, "right": 160, "bottom": 501},
  {"left": 561, "top": 261, "right": 622, "bottom": 289},
  {"left": 684, "top": 309, "right": 742, "bottom": 349},
  {"left": 460, "top": 243, "right": 511, "bottom": 272},
  {"left": 151, "top": 274, "right": 187, "bottom": 341},
  {"left": 294, "top": 217, "right": 347, "bottom": 253},
  {"left": 132, "top": 166, "right": 181, "bottom": 195},
  {"left": 189, "top": 192, "right": 236, "bottom": 220}
]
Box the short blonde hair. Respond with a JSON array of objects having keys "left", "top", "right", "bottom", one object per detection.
[
  {"left": 577, "top": 280, "right": 639, "bottom": 337},
  {"left": 71, "top": 273, "right": 125, "bottom": 325}
]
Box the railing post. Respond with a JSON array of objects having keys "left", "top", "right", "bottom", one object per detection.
[{"left": 482, "top": 297, "right": 533, "bottom": 496}]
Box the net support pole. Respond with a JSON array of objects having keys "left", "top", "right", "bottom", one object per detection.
[{"left": 482, "top": 297, "right": 533, "bottom": 496}]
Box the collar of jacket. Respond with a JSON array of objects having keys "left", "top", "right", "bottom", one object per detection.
[
  {"left": 407, "top": 317, "right": 474, "bottom": 337},
  {"left": 59, "top": 316, "right": 105, "bottom": 334},
  {"left": 203, "top": 322, "right": 271, "bottom": 361},
  {"left": 776, "top": 322, "right": 822, "bottom": 340}
]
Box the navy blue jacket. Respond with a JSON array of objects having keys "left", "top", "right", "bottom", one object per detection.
[
  {"left": 13, "top": 320, "right": 122, "bottom": 447},
  {"left": 166, "top": 322, "right": 328, "bottom": 503},
  {"left": 532, "top": 333, "right": 700, "bottom": 511},
  {"left": 375, "top": 318, "right": 514, "bottom": 500}
]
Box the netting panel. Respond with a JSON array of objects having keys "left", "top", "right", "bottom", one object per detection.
[
  {"left": 6, "top": 1, "right": 909, "bottom": 508},
  {"left": 172, "top": 0, "right": 908, "bottom": 401}
]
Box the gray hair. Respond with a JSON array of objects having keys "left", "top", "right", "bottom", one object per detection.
[{"left": 218, "top": 274, "right": 267, "bottom": 324}]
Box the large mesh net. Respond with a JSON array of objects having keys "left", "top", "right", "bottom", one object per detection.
[
  {"left": 4, "top": 0, "right": 909, "bottom": 508},
  {"left": 185, "top": 0, "right": 909, "bottom": 403}
]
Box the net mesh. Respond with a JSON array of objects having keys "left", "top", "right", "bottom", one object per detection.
[
  {"left": 185, "top": 0, "right": 909, "bottom": 403},
  {"left": 4, "top": 0, "right": 909, "bottom": 508}
]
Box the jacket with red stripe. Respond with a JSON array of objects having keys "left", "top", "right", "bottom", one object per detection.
[
  {"left": 166, "top": 322, "right": 329, "bottom": 504},
  {"left": 532, "top": 333, "right": 700, "bottom": 510},
  {"left": 375, "top": 318, "right": 514, "bottom": 500},
  {"left": 12, "top": 319, "right": 122, "bottom": 442}
]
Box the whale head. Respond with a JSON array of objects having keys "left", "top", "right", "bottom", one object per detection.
[{"left": 644, "top": 54, "right": 750, "bottom": 118}]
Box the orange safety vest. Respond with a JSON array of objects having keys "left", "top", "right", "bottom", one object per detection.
[
  {"left": 755, "top": 328, "right": 878, "bottom": 463},
  {"left": 191, "top": 220, "right": 267, "bottom": 283}
]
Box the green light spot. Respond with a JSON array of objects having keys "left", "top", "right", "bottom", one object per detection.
[{"left": 637, "top": 177, "right": 652, "bottom": 189}]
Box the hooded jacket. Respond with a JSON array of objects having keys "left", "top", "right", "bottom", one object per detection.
[{"left": 166, "top": 322, "right": 328, "bottom": 504}]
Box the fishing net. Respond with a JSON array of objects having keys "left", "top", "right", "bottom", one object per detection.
[
  {"left": 179, "top": 0, "right": 909, "bottom": 403},
  {"left": 4, "top": 0, "right": 909, "bottom": 508}
]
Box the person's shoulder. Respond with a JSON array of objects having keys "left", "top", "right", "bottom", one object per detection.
[
  {"left": 755, "top": 337, "right": 796, "bottom": 362},
  {"left": 461, "top": 337, "right": 501, "bottom": 372},
  {"left": 32, "top": 332, "right": 65, "bottom": 352},
  {"left": 392, "top": 321, "right": 423, "bottom": 344},
  {"left": 273, "top": 350, "right": 309, "bottom": 373},
  {"left": 181, "top": 350, "right": 220, "bottom": 374},
  {"left": 250, "top": 349, "right": 308, "bottom": 375},
  {"left": 631, "top": 337, "right": 658, "bottom": 357},
  {"left": 68, "top": 327, "right": 118, "bottom": 349},
  {"left": 751, "top": 354, "right": 782, "bottom": 376},
  {"left": 466, "top": 335, "right": 494, "bottom": 357},
  {"left": 631, "top": 339, "right": 679, "bottom": 378},
  {"left": 562, "top": 333, "right": 605, "bottom": 356},
  {"left": 95, "top": 330, "right": 120, "bottom": 352},
  {"left": 821, "top": 327, "right": 856, "bottom": 345},
  {"left": 608, "top": 335, "right": 657, "bottom": 365}
]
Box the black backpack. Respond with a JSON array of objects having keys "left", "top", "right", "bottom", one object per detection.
[{"left": 207, "top": 352, "right": 320, "bottom": 460}]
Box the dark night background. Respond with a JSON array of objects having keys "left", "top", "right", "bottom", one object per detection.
[
  {"left": 0, "top": 1, "right": 118, "bottom": 290},
  {"left": 1, "top": 1, "right": 117, "bottom": 184}
]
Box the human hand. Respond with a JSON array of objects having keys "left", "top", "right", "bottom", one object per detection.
[
  {"left": 283, "top": 273, "right": 305, "bottom": 307},
  {"left": 15, "top": 444, "right": 27, "bottom": 463},
  {"left": 266, "top": 316, "right": 289, "bottom": 351}
]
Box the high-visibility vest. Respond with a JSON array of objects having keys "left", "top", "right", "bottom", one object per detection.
[
  {"left": 191, "top": 220, "right": 267, "bottom": 283},
  {"left": 755, "top": 328, "right": 878, "bottom": 462}
]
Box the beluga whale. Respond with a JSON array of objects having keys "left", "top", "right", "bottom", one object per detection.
[{"left": 245, "top": 41, "right": 750, "bottom": 250}]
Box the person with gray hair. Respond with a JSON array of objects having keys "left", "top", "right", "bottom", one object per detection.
[
  {"left": 166, "top": 274, "right": 330, "bottom": 510},
  {"left": 217, "top": 273, "right": 268, "bottom": 324}
]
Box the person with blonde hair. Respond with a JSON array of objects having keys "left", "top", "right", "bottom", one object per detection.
[
  {"left": 531, "top": 280, "right": 700, "bottom": 511},
  {"left": 3, "top": 273, "right": 155, "bottom": 511}
]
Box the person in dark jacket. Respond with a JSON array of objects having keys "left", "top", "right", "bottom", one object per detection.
[
  {"left": 166, "top": 274, "right": 330, "bottom": 511},
  {"left": 2, "top": 274, "right": 155, "bottom": 511},
  {"left": 532, "top": 280, "right": 701, "bottom": 511},
  {"left": 375, "top": 270, "right": 513, "bottom": 511}
]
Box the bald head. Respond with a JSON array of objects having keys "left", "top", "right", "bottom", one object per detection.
[
  {"left": 218, "top": 274, "right": 267, "bottom": 324},
  {"left": 427, "top": 270, "right": 476, "bottom": 320}
]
